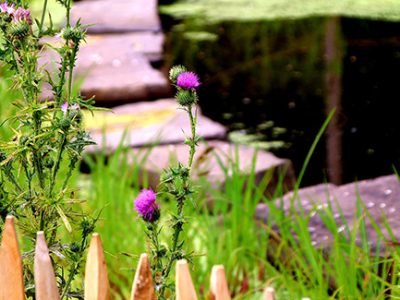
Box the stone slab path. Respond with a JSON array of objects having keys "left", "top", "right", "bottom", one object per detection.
[
  {"left": 128, "top": 140, "right": 295, "bottom": 192},
  {"left": 40, "top": 32, "right": 169, "bottom": 103},
  {"left": 84, "top": 99, "right": 227, "bottom": 151},
  {"left": 71, "top": 0, "right": 161, "bottom": 33},
  {"left": 40, "top": 0, "right": 169, "bottom": 104},
  {"left": 256, "top": 174, "right": 400, "bottom": 254}
]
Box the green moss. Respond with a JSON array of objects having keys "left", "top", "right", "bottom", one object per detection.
[{"left": 161, "top": 0, "right": 400, "bottom": 23}]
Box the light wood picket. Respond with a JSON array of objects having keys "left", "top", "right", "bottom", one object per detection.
[
  {"left": 262, "top": 287, "right": 276, "bottom": 300},
  {"left": 0, "top": 215, "right": 281, "bottom": 300},
  {"left": 210, "top": 265, "right": 231, "bottom": 300},
  {"left": 84, "top": 233, "right": 110, "bottom": 300},
  {"left": 34, "top": 231, "right": 60, "bottom": 300},
  {"left": 0, "top": 216, "right": 25, "bottom": 300},
  {"left": 175, "top": 259, "right": 197, "bottom": 300},
  {"left": 130, "top": 253, "right": 156, "bottom": 300}
]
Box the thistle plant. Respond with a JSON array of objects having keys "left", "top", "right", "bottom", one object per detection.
[
  {"left": 0, "top": 0, "right": 97, "bottom": 298},
  {"left": 133, "top": 65, "right": 200, "bottom": 298}
]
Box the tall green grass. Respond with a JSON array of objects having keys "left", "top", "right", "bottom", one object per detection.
[{"left": 83, "top": 145, "right": 154, "bottom": 299}]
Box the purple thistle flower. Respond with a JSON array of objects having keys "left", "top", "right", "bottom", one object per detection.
[
  {"left": 134, "top": 189, "right": 160, "bottom": 222},
  {"left": 12, "top": 7, "right": 32, "bottom": 24},
  {"left": 176, "top": 72, "right": 200, "bottom": 90},
  {"left": 0, "top": 2, "right": 15, "bottom": 14}
]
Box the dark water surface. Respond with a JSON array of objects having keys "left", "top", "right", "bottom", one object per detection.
[{"left": 162, "top": 15, "right": 400, "bottom": 186}]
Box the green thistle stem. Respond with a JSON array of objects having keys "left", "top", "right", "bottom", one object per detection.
[
  {"left": 55, "top": 50, "right": 69, "bottom": 107},
  {"left": 148, "top": 222, "right": 164, "bottom": 281},
  {"left": 33, "top": 153, "right": 45, "bottom": 189},
  {"left": 39, "top": 0, "right": 48, "bottom": 36},
  {"left": 60, "top": 261, "right": 80, "bottom": 300},
  {"left": 187, "top": 105, "right": 197, "bottom": 169},
  {"left": 160, "top": 201, "right": 184, "bottom": 297},
  {"left": 66, "top": 0, "right": 71, "bottom": 27},
  {"left": 160, "top": 95, "right": 198, "bottom": 297},
  {"left": 163, "top": 201, "right": 184, "bottom": 273},
  {"left": 62, "top": 157, "right": 77, "bottom": 190},
  {"left": 67, "top": 47, "right": 77, "bottom": 101},
  {"left": 49, "top": 133, "right": 67, "bottom": 196}
]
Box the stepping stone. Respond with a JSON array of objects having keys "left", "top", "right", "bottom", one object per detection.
[
  {"left": 129, "top": 140, "right": 295, "bottom": 192},
  {"left": 256, "top": 174, "right": 400, "bottom": 254},
  {"left": 39, "top": 34, "right": 169, "bottom": 103},
  {"left": 41, "top": 33, "right": 164, "bottom": 63},
  {"left": 84, "top": 99, "right": 227, "bottom": 151},
  {"left": 70, "top": 0, "right": 161, "bottom": 33}
]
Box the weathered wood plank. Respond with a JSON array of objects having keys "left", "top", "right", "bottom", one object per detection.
[
  {"left": 84, "top": 233, "right": 110, "bottom": 300},
  {"left": 210, "top": 265, "right": 231, "bottom": 300},
  {"left": 176, "top": 259, "right": 197, "bottom": 300},
  {"left": 35, "top": 231, "right": 60, "bottom": 300},
  {"left": 130, "top": 253, "right": 156, "bottom": 300},
  {"left": 0, "top": 216, "right": 25, "bottom": 300},
  {"left": 262, "top": 287, "right": 276, "bottom": 300}
]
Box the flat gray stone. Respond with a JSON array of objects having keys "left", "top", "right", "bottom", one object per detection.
[
  {"left": 84, "top": 99, "right": 227, "bottom": 151},
  {"left": 41, "top": 33, "right": 164, "bottom": 62},
  {"left": 39, "top": 33, "right": 169, "bottom": 103},
  {"left": 129, "top": 140, "right": 295, "bottom": 191},
  {"left": 256, "top": 175, "right": 400, "bottom": 254},
  {"left": 71, "top": 0, "right": 160, "bottom": 33}
]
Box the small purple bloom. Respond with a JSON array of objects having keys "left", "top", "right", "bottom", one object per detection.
[
  {"left": 0, "top": 2, "right": 15, "bottom": 14},
  {"left": 12, "top": 7, "right": 31, "bottom": 24},
  {"left": 61, "top": 102, "right": 69, "bottom": 113},
  {"left": 134, "top": 189, "right": 160, "bottom": 222},
  {"left": 176, "top": 72, "right": 200, "bottom": 90}
]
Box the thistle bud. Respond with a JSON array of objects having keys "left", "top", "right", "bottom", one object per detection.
[
  {"left": 70, "top": 242, "right": 80, "bottom": 253},
  {"left": 169, "top": 65, "right": 187, "bottom": 83},
  {"left": 43, "top": 157, "right": 54, "bottom": 169},
  {"left": 62, "top": 26, "right": 85, "bottom": 45},
  {"left": 59, "top": 118, "right": 71, "bottom": 131},
  {"left": 176, "top": 89, "right": 197, "bottom": 107},
  {"left": 8, "top": 20, "right": 29, "bottom": 39}
]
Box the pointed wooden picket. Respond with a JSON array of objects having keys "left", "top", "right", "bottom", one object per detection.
[
  {"left": 84, "top": 233, "right": 110, "bottom": 300},
  {"left": 262, "top": 287, "right": 276, "bottom": 300},
  {"left": 34, "top": 231, "right": 60, "bottom": 300},
  {"left": 176, "top": 259, "right": 197, "bottom": 300},
  {"left": 130, "top": 253, "right": 156, "bottom": 300},
  {"left": 0, "top": 215, "right": 25, "bottom": 300},
  {"left": 210, "top": 265, "right": 231, "bottom": 300}
]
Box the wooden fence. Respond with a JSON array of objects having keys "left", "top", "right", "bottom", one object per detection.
[{"left": 0, "top": 215, "right": 281, "bottom": 300}]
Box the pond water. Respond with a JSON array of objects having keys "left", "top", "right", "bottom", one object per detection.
[{"left": 161, "top": 14, "right": 400, "bottom": 186}]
